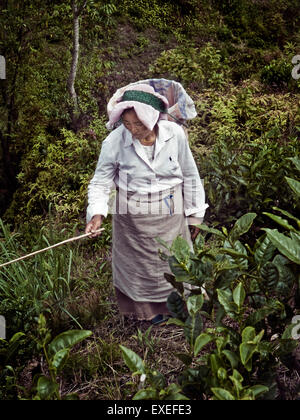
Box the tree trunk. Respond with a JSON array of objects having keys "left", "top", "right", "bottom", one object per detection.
[{"left": 67, "top": 0, "right": 80, "bottom": 130}]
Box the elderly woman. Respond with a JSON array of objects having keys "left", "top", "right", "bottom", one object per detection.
[{"left": 85, "top": 81, "right": 208, "bottom": 324}]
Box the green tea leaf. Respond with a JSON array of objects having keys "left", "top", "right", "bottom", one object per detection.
[
  {"left": 222, "top": 239, "right": 249, "bottom": 269},
  {"left": 133, "top": 388, "right": 157, "bottom": 400},
  {"left": 194, "top": 333, "right": 213, "bottom": 356},
  {"left": 217, "top": 367, "right": 227, "bottom": 381},
  {"left": 271, "top": 207, "right": 300, "bottom": 225},
  {"left": 222, "top": 350, "right": 239, "bottom": 369},
  {"left": 210, "top": 354, "right": 222, "bottom": 376},
  {"left": 217, "top": 289, "right": 238, "bottom": 317},
  {"left": 151, "top": 370, "right": 166, "bottom": 389},
  {"left": 248, "top": 384, "right": 269, "bottom": 398},
  {"left": 241, "top": 326, "right": 256, "bottom": 343},
  {"left": 240, "top": 342, "right": 256, "bottom": 368},
  {"left": 167, "top": 291, "right": 187, "bottom": 320},
  {"left": 195, "top": 224, "right": 226, "bottom": 239},
  {"left": 184, "top": 313, "right": 203, "bottom": 346},
  {"left": 51, "top": 348, "right": 69, "bottom": 371},
  {"left": 263, "top": 229, "right": 300, "bottom": 264},
  {"left": 167, "top": 318, "right": 185, "bottom": 327},
  {"left": 273, "top": 257, "right": 295, "bottom": 297},
  {"left": 168, "top": 256, "right": 189, "bottom": 281},
  {"left": 36, "top": 376, "right": 59, "bottom": 400},
  {"left": 170, "top": 236, "right": 191, "bottom": 262},
  {"left": 211, "top": 387, "right": 235, "bottom": 400},
  {"left": 164, "top": 273, "right": 184, "bottom": 294},
  {"left": 244, "top": 305, "right": 276, "bottom": 327},
  {"left": 263, "top": 212, "right": 296, "bottom": 232},
  {"left": 285, "top": 176, "right": 300, "bottom": 197},
  {"left": 187, "top": 294, "right": 204, "bottom": 316},
  {"left": 233, "top": 282, "right": 246, "bottom": 309},
  {"left": 287, "top": 157, "right": 300, "bottom": 172},
  {"left": 119, "top": 345, "right": 145, "bottom": 374},
  {"left": 48, "top": 330, "right": 92, "bottom": 357},
  {"left": 254, "top": 234, "right": 276, "bottom": 266},
  {"left": 229, "top": 369, "right": 244, "bottom": 392},
  {"left": 163, "top": 383, "right": 189, "bottom": 400},
  {"left": 229, "top": 213, "right": 257, "bottom": 242},
  {"left": 260, "top": 262, "right": 279, "bottom": 290},
  {"left": 219, "top": 247, "right": 249, "bottom": 259}
]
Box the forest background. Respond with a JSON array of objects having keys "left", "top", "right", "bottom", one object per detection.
[{"left": 0, "top": 0, "right": 300, "bottom": 400}]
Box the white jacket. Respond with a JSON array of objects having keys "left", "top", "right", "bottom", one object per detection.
[{"left": 86, "top": 120, "right": 208, "bottom": 222}]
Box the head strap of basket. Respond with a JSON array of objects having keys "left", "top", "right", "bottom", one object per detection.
[{"left": 120, "top": 90, "right": 167, "bottom": 113}]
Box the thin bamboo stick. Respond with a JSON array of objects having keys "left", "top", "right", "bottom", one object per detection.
[{"left": 0, "top": 228, "right": 105, "bottom": 269}]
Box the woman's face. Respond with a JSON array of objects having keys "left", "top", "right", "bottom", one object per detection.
[{"left": 122, "top": 109, "right": 153, "bottom": 140}]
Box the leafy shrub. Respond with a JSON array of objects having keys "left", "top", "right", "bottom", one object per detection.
[
  {"left": 263, "top": 164, "right": 300, "bottom": 267},
  {"left": 5, "top": 118, "right": 107, "bottom": 224},
  {"left": 198, "top": 139, "right": 300, "bottom": 225},
  {"left": 225, "top": 45, "right": 266, "bottom": 82},
  {"left": 261, "top": 58, "right": 294, "bottom": 87},
  {"left": 120, "top": 345, "right": 188, "bottom": 400},
  {"left": 118, "top": 0, "right": 180, "bottom": 32},
  {"left": 0, "top": 332, "right": 26, "bottom": 400},
  {"left": 212, "top": 0, "right": 300, "bottom": 47},
  {"left": 121, "top": 209, "right": 300, "bottom": 400},
  {"left": 190, "top": 82, "right": 300, "bottom": 147},
  {"left": 31, "top": 314, "right": 92, "bottom": 400},
  {"left": 149, "top": 43, "right": 229, "bottom": 89}
]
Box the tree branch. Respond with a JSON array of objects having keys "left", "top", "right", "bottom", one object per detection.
[{"left": 76, "top": 0, "right": 88, "bottom": 18}]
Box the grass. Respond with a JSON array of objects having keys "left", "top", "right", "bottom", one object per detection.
[
  {"left": 0, "top": 216, "right": 113, "bottom": 334},
  {"left": 56, "top": 312, "right": 189, "bottom": 400}
]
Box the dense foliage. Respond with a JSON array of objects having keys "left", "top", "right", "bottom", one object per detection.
[{"left": 0, "top": 0, "right": 299, "bottom": 400}]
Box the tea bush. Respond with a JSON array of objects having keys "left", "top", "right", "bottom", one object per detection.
[
  {"left": 198, "top": 138, "right": 300, "bottom": 225},
  {"left": 117, "top": 0, "right": 211, "bottom": 36},
  {"left": 189, "top": 82, "right": 300, "bottom": 146},
  {"left": 122, "top": 204, "right": 300, "bottom": 400},
  {"left": 31, "top": 314, "right": 92, "bottom": 400},
  {"left": 117, "top": 0, "right": 180, "bottom": 32},
  {"left": 0, "top": 315, "right": 93, "bottom": 400},
  {"left": 261, "top": 58, "right": 294, "bottom": 88},
  {"left": 188, "top": 81, "right": 300, "bottom": 225},
  {"left": 212, "top": 0, "right": 300, "bottom": 48},
  {"left": 149, "top": 43, "right": 230, "bottom": 90}
]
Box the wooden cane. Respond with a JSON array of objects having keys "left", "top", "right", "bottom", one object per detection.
[{"left": 0, "top": 228, "right": 105, "bottom": 269}]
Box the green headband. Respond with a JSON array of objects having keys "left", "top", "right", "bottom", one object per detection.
[
  {"left": 121, "top": 90, "right": 167, "bottom": 112},
  {"left": 121, "top": 90, "right": 187, "bottom": 127}
]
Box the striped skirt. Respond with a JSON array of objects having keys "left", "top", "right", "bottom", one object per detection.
[{"left": 112, "top": 183, "right": 192, "bottom": 320}]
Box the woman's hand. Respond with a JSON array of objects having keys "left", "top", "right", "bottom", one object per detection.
[{"left": 85, "top": 215, "right": 104, "bottom": 238}]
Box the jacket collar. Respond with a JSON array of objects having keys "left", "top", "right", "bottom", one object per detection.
[
  {"left": 122, "top": 120, "right": 174, "bottom": 148},
  {"left": 122, "top": 121, "right": 174, "bottom": 170}
]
